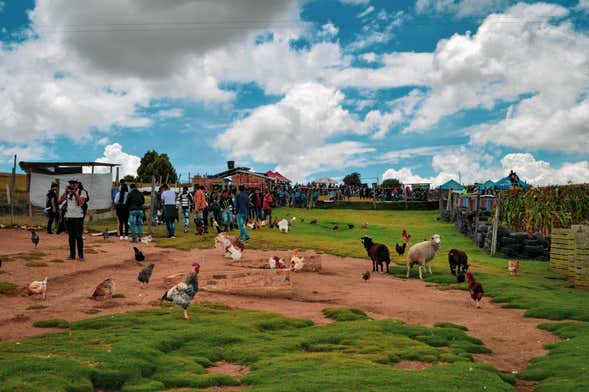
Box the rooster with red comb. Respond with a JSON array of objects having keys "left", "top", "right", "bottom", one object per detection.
[
  {"left": 402, "top": 229, "right": 411, "bottom": 244},
  {"left": 160, "top": 262, "right": 200, "bottom": 319}
]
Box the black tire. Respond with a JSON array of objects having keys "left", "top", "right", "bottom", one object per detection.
[{"left": 500, "top": 237, "right": 518, "bottom": 246}]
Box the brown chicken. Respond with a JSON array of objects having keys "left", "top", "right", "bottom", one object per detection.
[
  {"left": 466, "top": 271, "right": 484, "bottom": 308},
  {"left": 91, "top": 278, "right": 115, "bottom": 300},
  {"left": 508, "top": 260, "right": 520, "bottom": 275}
]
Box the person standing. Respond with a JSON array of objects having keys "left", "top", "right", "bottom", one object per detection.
[
  {"left": 59, "top": 178, "right": 86, "bottom": 261},
  {"left": 178, "top": 186, "right": 194, "bottom": 233},
  {"left": 126, "top": 183, "right": 145, "bottom": 243},
  {"left": 114, "top": 181, "right": 130, "bottom": 240},
  {"left": 193, "top": 185, "right": 206, "bottom": 235},
  {"left": 262, "top": 189, "right": 274, "bottom": 225},
  {"left": 219, "top": 189, "right": 233, "bottom": 232},
  {"left": 234, "top": 184, "right": 250, "bottom": 241},
  {"left": 46, "top": 183, "right": 59, "bottom": 234},
  {"left": 160, "top": 184, "right": 177, "bottom": 238},
  {"left": 254, "top": 189, "right": 263, "bottom": 222}
]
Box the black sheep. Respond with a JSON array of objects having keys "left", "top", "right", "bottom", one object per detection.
[
  {"left": 448, "top": 249, "right": 469, "bottom": 276},
  {"left": 361, "top": 236, "right": 391, "bottom": 273}
]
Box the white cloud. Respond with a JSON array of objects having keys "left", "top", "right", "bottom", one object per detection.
[
  {"left": 94, "top": 143, "right": 140, "bottom": 179},
  {"left": 339, "top": 0, "right": 371, "bottom": 5},
  {"left": 215, "top": 82, "right": 389, "bottom": 181},
  {"left": 318, "top": 22, "right": 339, "bottom": 39},
  {"left": 0, "top": 143, "right": 49, "bottom": 163},
  {"left": 156, "top": 108, "right": 184, "bottom": 119},
  {"left": 577, "top": 0, "right": 589, "bottom": 12},
  {"left": 382, "top": 150, "right": 589, "bottom": 187},
  {"left": 0, "top": 2, "right": 5, "bottom": 14},
  {"left": 360, "top": 52, "right": 378, "bottom": 63},
  {"left": 96, "top": 137, "right": 110, "bottom": 146},
  {"left": 416, "top": 0, "right": 509, "bottom": 17},
  {"left": 347, "top": 10, "right": 404, "bottom": 51},
  {"left": 358, "top": 6, "right": 375, "bottom": 18}
]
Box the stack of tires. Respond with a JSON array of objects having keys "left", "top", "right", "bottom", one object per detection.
[{"left": 498, "top": 230, "right": 550, "bottom": 260}]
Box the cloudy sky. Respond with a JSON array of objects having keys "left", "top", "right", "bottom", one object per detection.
[{"left": 1, "top": 0, "right": 588, "bottom": 185}]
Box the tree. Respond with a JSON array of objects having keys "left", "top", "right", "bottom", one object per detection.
[
  {"left": 137, "top": 150, "right": 178, "bottom": 183},
  {"left": 382, "top": 178, "right": 402, "bottom": 189},
  {"left": 122, "top": 174, "right": 136, "bottom": 182},
  {"left": 343, "top": 172, "right": 362, "bottom": 187}
]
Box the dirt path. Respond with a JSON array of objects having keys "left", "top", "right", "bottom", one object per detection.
[{"left": 0, "top": 229, "right": 558, "bottom": 377}]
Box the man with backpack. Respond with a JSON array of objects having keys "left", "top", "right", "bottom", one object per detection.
[{"left": 178, "top": 186, "right": 194, "bottom": 233}]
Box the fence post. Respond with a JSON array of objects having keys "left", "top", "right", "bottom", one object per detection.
[
  {"left": 10, "top": 155, "right": 16, "bottom": 225},
  {"left": 491, "top": 193, "right": 501, "bottom": 256},
  {"left": 27, "top": 167, "right": 33, "bottom": 218},
  {"left": 148, "top": 175, "right": 156, "bottom": 236}
]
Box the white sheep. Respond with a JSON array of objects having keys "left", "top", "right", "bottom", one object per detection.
[
  {"left": 278, "top": 219, "right": 290, "bottom": 233},
  {"left": 406, "top": 234, "right": 441, "bottom": 280}
]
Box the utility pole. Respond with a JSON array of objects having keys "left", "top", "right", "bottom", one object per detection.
[{"left": 10, "top": 155, "right": 16, "bottom": 225}]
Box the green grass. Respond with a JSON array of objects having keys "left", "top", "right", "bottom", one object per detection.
[
  {"left": 32, "top": 319, "right": 70, "bottom": 329},
  {"left": 24, "top": 261, "right": 48, "bottom": 267},
  {"left": 112, "top": 293, "right": 126, "bottom": 299},
  {"left": 26, "top": 305, "right": 48, "bottom": 310},
  {"left": 434, "top": 322, "right": 469, "bottom": 331},
  {"left": 322, "top": 307, "right": 370, "bottom": 321},
  {"left": 0, "top": 281, "right": 18, "bottom": 294},
  {"left": 519, "top": 322, "right": 589, "bottom": 391},
  {"left": 0, "top": 305, "right": 510, "bottom": 392}
]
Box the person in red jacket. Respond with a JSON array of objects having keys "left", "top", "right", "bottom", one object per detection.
[{"left": 262, "top": 189, "right": 274, "bottom": 225}]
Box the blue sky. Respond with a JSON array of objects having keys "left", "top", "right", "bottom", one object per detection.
[{"left": 0, "top": 0, "right": 588, "bottom": 185}]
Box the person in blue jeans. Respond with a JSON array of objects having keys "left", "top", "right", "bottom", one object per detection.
[
  {"left": 234, "top": 184, "right": 250, "bottom": 241},
  {"left": 160, "top": 184, "right": 177, "bottom": 238},
  {"left": 126, "top": 183, "right": 145, "bottom": 242}
]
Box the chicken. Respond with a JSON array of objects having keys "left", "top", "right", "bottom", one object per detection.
[
  {"left": 102, "top": 231, "right": 110, "bottom": 240},
  {"left": 161, "top": 263, "right": 200, "bottom": 319},
  {"left": 291, "top": 255, "right": 305, "bottom": 272},
  {"left": 268, "top": 256, "right": 286, "bottom": 269},
  {"left": 138, "top": 263, "right": 155, "bottom": 288},
  {"left": 395, "top": 242, "right": 407, "bottom": 256},
  {"left": 362, "top": 271, "right": 371, "bottom": 282},
  {"left": 133, "top": 247, "right": 145, "bottom": 262},
  {"left": 27, "top": 277, "right": 47, "bottom": 299},
  {"left": 300, "top": 218, "right": 305, "bottom": 223},
  {"left": 348, "top": 224, "right": 355, "bottom": 229},
  {"left": 466, "top": 271, "right": 484, "bottom": 308},
  {"left": 309, "top": 219, "right": 317, "bottom": 225},
  {"left": 402, "top": 229, "right": 411, "bottom": 244},
  {"left": 332, "top": 225, "right": 339, "bottom": 231},
  {"left": 508, "top": 260, "right": 520, "bottom": 275},
  {"left": 31, "top": 230, "right": 39, "bottom": 248},
  {"left": 91, "top": 278, "right": 115, "bottom": 300},
  {"left": 215, "top": 233, "right": 244, "bottom": 260},
  {"left": 141, "top": 235, "right": 153, "bottom": 244},
  {"left": 361, "top": 223, "right": 368, "bottom": 229},
  {"left": 278, "top": 219, "right": 290, "bottom": 233},
  {"left": 456, "top": 271, "right": 466, "bottom": 283}
]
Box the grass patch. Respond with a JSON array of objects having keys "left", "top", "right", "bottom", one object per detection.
[
  {"left": 47, "top": 259, "right": 64, "bottom": 263},
  {"left": 519, "top": 322, "right": 589, "bottom": 391},
  {"left": 0, "top": 281, "right": 18, "bottom": 294},
  {"left": 10, "top": 251, "right": 47, "bottom": 261},
  {"left": 84, "top": 248, "right": 99, "bottom": 254},
  {"left": 32, "top": 319, "right": 70, "bottom": 329},
  {"left": 24, "top": 262, "right": 48, "bottom": 267},
  {"left": 26, "top": 305, "right": 48, "bottom": 310},
  {"left": 85, "top": 309, "right": 102, "bottom": 315},
  {"left": 0, "top": 305, "right": 510, "bottom": 392},
  {"left": 111, "top": 293, "right": 125, "bottom": 299},
  {"left": 434, "top": 322, "right": 468, "bottom": 331},
  {"left": 12, "top": 314, "right": 29, "bottom": 322},
  {"left": 322, "top": 307, "right": 369, "bottom": 321}
]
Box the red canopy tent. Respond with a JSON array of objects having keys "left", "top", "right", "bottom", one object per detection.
[{"left": 266, "top": 171, "right": 291, "bottom": 183}]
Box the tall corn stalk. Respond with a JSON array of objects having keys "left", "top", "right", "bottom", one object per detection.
[{"left": 499, "top": 185, "right": 589, "bottom": 234}]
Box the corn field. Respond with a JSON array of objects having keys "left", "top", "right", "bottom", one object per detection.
[{"left": 500, "top": 185, "right": 589, "bottom": 235}]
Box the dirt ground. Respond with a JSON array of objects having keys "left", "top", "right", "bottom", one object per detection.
[{"left": 0, "top": 229, "right": 559, "bottom": 378}]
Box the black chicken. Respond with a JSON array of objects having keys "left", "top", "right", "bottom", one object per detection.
[
  {"left": 362, "top": 271, "right": 371, "bottom": 282},
  {"left": 348, "top": 224, "right": 355, "bottom": 229},
  {"left": 309, "top": 219, "right": 317, "bottom": 224},
  {"left": 133, "top": 247, "right": 145, "bottom": 262},
  {"left": 31, "top": 230, "right": 39, "bottom": 248},
  {"left": 137, "top": 263, "right": 155, "bottom": 288},
  {"left": 395, "top": 242, "right": 407, "bottom": 256},
  {"left": 102, "top": 231, "right": 110, "bottom": 240}
]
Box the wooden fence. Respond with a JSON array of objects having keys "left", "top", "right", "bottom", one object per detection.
[{"left": 550, "top": 225, "right": 589, "bottom": 290}]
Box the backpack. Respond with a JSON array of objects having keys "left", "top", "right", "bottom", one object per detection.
[{"left": 81, "top": 189, "right": 89, "bottom": 215}]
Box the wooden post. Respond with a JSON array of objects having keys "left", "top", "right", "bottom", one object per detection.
[
  {"left": 446, "top": 189, "right": 452, "bottom": 211},
  {"left": 115, "top": 167, "right": 120, "bottom": 184},
  {"left": 404, "top": 186, "right": 408, "bottom": 210},
  {"left": 474, "top": 193, "right": 480, "bottom": 242},
  {"left": 490, "top": 193, "right": 501, "bottom": 256},
  {"left": 148, "top": 176, "right": 156, "bottom": 236},
  {"left": 10, "top": 155, "right": 16, "bottom": 225},
  {"left": 28, "top": 167, "right": 33, "bottom": 218}
]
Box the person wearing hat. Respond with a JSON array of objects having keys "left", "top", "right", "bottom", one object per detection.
[
  {"left": 46, "top": 182, "right": 59, "bottom": 234},
  {"left": 58, "top": 178, "right": 87, "bottom": 261}
]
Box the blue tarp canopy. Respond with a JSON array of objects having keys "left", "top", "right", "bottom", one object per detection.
[
  {"left": 494, "top": 176, "right": 530, "bottom": 190},
  {"left": 477, "top": 180, "right": 496, "bottom": 191},
  {"left": 438, "top": 179, "right": 464, "bottom": 190}
]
